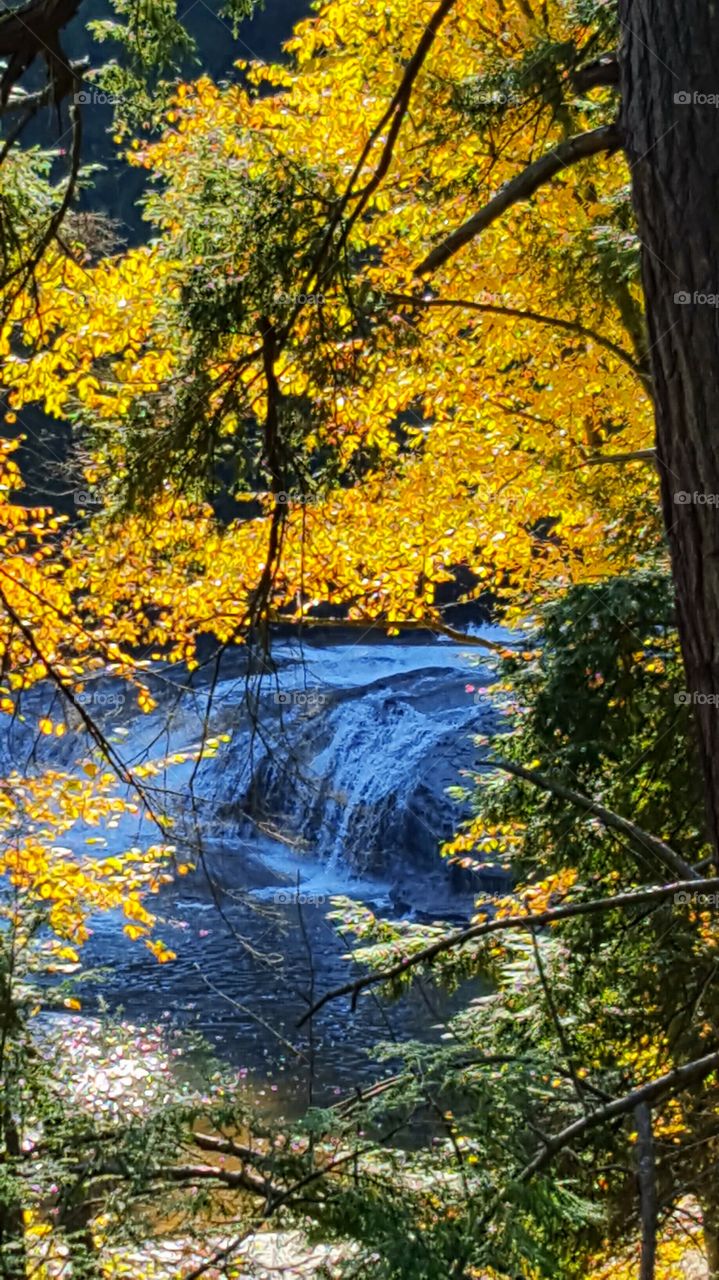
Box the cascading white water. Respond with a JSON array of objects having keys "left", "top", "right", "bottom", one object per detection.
[
  {"left": 2, "top": 630, "right": 508, "bottom": 1086},
  {"left": 166, "top": 631, "right": 512, "bottom": 907},
  {"left": 241, "top": 664, "right": 487, "bottom": 871},
  {"left": 4, "top": 628, "right": 511, "bottom": 909}
]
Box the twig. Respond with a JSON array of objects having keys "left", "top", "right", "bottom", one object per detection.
[
  {"left": 386, "top": 292, "right": 648, "bottom": 387},
  {"left": 473, "top": 1050, "right": 719, "bottom": 1234}
]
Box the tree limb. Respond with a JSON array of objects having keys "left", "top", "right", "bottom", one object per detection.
[
  {"left": 297, "top": 876, "right": 719, "bottom": 1026},
  {"left": 517, "top": 1050, "right": 719, "bottom": 1184},
  {"left": 386, "top": 291, "right": 649, "bottom": 388},
  {"left": 493, "top": 758, "right": 699, "bottom": 882},
  {"left": 0, "top": 56, "right": 88, "bottom": 116},
  {"left": 0, "top": 0, "right": 83, "bottom": 104},
  {"left": 579, "top": 449, "right": 656, "bottom": 466},
  {"left": 151, "top": 1161, "right": 276, "bottom": 1199},
  {"left": 191, "top": 1133, "right": 274, "bottom": 1167},
  {"left": 270, "top": 614, "right": 516, "bottom": 654},
  {"left": 298, "top": 0, "right": 457, "bottom": 302},
  {"left": 417, "top": 123, "right": 623, "bottom": 276},
  {"left": 333, "top": 0, "right": 457, "bottom": 250},
  {"left": 571, "top": 54, "right": 620, "bottom": 93}
]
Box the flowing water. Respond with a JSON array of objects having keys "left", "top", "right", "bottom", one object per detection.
[{"left": 5, "top": 628, "right": 509, "bottom": 1107}]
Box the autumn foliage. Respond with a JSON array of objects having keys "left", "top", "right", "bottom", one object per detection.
[{"left": 0, "top": 0, "right": 717, "bottom": 1276}]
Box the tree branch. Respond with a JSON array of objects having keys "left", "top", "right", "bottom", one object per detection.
[
  {"left": 386, "top": 291, "right": 649, "bottom": 388},
  {"left": 269, "top": 615, "right": 516, "bottom": 654},
  {"left": 417, "top": 123, "right": 623, "bottom": 276},
  {"left": 333, "top": 0, "right": 457, "bottom": 249},
  {"left": 493, "top": 758, "right": 699, "bottom": 883},
  {"left": 298, "top": 0, "right": 457, "bottom": 302},
  {"left": 0, "top": 56, "right": 88, "bottom": 116},
  {"left": 571, "top": 54, "right": 620, "bottom": 93},
  {"left": 0, "top": 0, "right": 83, "bottom": 104},
  {"left": 152, "top": 1161, "right": 275, "bottom": 1199},
  {"left": 297, "top": 876, "right": 719, "bottom": 1026},
  {"left": 517, "top": 1050, "right": 719, "bottom": 1184},
  {"left": 191, "top": 1133, "right": 274, "bottom": 1167},
  {"left": 468, "top": 1048, "right": 719, "bottom": 1241},
  {"left": 579, "top": 449, "right": 656, "bottom": 466}
]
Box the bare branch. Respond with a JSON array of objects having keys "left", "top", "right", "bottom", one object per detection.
[
  {"left": 333, "top": 0, "right": 457, "bottom": 249},
  {"left": 0, "top": 0, "right": 83, "bottom": 104},
  {"left": 152, "top": 1161, "right": 275, "bottom": 1199},
  {"left": 268, "top": 615, "right": 516, "bottom": 654},
  {"left": 417, "top": 123, "right": 623, "bottom": 276},
  {"left": 579, "top": 449, "right": 656, "bottom": 466},
  {"left": 517, "top": 1050, "right": 719, "bottom": 1184},
  {"left": 299, "top": 0, "right": 458, "bottom": 302},
  {"left": 0, "top": 56, "right": 88, "bottom": 116}
]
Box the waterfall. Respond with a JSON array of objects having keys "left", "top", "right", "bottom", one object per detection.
[{"left": 4, "top": 629, "right": 512, "bottom": 911}]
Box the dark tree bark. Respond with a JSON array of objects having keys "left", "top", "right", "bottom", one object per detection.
[
  {"left": 702, "top": 1198, "right": 719, "bottom": 1280},
  {"left": 0, "top": 0, "right": 83, "bottom": 104},
  {"left": 0, "top": 1110, "right": 26, "bottom": 1280},
  {"left": 619, "top": 0, "right": 719, "bottom": 859},
  {"left": 635, "top": 1103, "right": 657, "bottom": 1280}
]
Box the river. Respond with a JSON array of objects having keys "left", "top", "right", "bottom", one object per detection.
[{"left": 9, "top": 628, "right": 508, "bottom": 1111}]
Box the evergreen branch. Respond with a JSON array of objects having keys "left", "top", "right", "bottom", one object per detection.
[
  {"left": 469, "top": 1050, "right": 719, "bottom": 1239},
  {"left": 297, "top": 876, "right": 719, "bottom": 1025}
]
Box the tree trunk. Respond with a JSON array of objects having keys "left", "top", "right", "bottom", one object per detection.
[
  {"left": 701, "top": 1195, "right": 719, "bottom": 1280},
  {"left": 619, "top": 0, "right": 719, "bottom": 856},
  {"left": 0, "top": 1112, "right": 26, "bottom": 1280}
]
